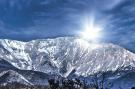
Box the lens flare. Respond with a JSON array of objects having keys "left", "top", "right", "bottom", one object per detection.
[{"left": 80, "top": 15, "right": 102, "bottom": 42}]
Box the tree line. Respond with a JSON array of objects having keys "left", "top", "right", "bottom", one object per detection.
[{"left": 0, "top": 76, "right": 135, "bottom": 89}]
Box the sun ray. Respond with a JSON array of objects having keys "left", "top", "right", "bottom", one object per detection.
[{"left": 80, "top": 15, "right": 102, "bottom": 42}]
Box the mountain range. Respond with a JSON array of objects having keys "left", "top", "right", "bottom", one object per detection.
[{"left": 0, "top": 37, "right": 135, "bottom": 89}]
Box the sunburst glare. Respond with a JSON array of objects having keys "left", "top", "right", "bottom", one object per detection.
[{"left": 80, "top": 15, "right": 103, "bottom": 42}]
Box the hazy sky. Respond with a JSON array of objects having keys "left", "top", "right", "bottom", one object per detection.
[{"left": 0, "top": 0, "right": 135, "bottom": 52}]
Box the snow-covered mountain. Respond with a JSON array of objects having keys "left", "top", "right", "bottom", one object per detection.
[
  {"left": 0, "top": 37, "right": 135, "bottom": 76},
  {"left": 0, "top": 37, "right": 135, "bottom": 88}
]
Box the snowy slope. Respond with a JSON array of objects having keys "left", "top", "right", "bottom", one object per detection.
[
  {"left": 0, "top": 70, "right": 32, "bottom": 85},
  {"left": 111, "top": 72, "right": 135, "bottom": 89},
  {"left": 0, "top": 37, "right": 135, "bottom": 77}
]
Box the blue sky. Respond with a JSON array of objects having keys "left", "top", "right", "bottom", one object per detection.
[{"left": 0, "top": 0, "right": 135, "bottom": 52}]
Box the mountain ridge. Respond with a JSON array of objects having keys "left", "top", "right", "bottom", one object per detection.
[
  {"left": 0, "top": 37, "right": 135, "bottom": 89},
  {"left": 0, "top": 37, "right": 135, "bottom": 77}
]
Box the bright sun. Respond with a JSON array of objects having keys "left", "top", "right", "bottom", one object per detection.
[{"left": 80, "top": 16, "right": 102, "bottom": 41}]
